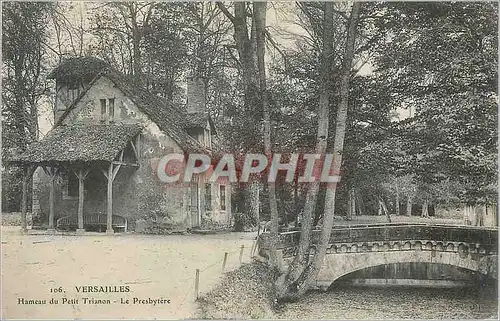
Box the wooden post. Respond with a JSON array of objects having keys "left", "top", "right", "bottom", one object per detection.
[
  {"left": 49, "top": 177, "right": 54, "bottom": 230},
  {"left": 75, "top": 168, "right": 90, "bottom": 234},
  {"left": 222, "top": 252, "right": 228, "bottom": 271},
  {"left": 250, "top": 240, "right": 256, "bottom": 258},
  {"left": 239, "top": 245, "right": 244, "bottom": 264},
  {"left": 21, "top": 177, "right": 28, "bottom": 232},
  {"left": 101, "top": 161, "right": 122, "bottom": 234},
  {"left": 106, "top": 163, "right": 113, "bottom": 234},
  {"left": 194, "top": 269, "right": 200, "bottom": 300},
  {"left": 78, "top": 172, "right": 85, "bottom": 232},
  {"left": 47, "top": 167, "right": 58, "bottom": 232},
  {"left": 20, "top": 166, "right": 33, "bottom": 233}
]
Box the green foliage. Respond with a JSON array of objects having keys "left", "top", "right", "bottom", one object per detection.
[
  {"left": 201, "top": 215, "right": 230, "bottom": 231},
  {"left": 138, "top": 192, "right": 171, "bottom": 222},
  {"left": 1, "top": 167, "right": 23, "bottom": 212},
  {"left": 2, "top": 2, "right": 54, "bottom": 153},
  {"left": 368, "top": 2, "right": 498, "bottom": 205},
  {"left": 233, "top": 211, "right": 257, "bottom": 232}
]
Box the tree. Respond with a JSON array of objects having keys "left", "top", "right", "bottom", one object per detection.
[
  {"left": 275, "top": 1, "right": 362, "bottom": 301},
  {"left": 217, "top": 1, "right": 270, "bottom": 239},
  {"left": 2, "top": 2, "right": 53, "bottom": 223},
  {"left": 2, "top": 2, "right": 54, "bottom": 151},
  {"left": 91, "top": 2, "right": 157, "bottom": 84},
  {"left": 370, "top": 2, "right": 498, "bottom": 206},
  {"left": 253, "top": 1, "right": 281, "bottom": 263},
  {"left": 48, "top": 2, "right": 90, "bottom": 60}
]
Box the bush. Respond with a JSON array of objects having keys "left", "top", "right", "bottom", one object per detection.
[
  {"left": 200, "top": 216, "right": 231, "bottom": 231},
  {"left": 2, "top": 167, "right": 23, "bottom": 212},
  {"left": 233, "top": 211, "right": 257, "bottom": 232},
  {"left": 135, "top": 218, "right": 186, "bottom": 234},
  {"left": 1, "top": 212, "right": 22, "bottom": 226}
]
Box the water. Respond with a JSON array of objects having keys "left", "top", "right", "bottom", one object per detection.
[{"left": 276, "top": 286, "right": 498, "bottom": 319}]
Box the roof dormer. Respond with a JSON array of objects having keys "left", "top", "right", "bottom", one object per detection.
[{"left": 48, "top": 57, "right": 108, "bottom": 124}]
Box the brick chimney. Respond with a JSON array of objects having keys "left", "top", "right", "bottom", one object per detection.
[{"left": 186, "top": 76, "right": 206, "bottom": 114}]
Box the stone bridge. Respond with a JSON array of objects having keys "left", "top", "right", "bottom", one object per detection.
[{"left": 258, "top": 223, "right": 498, "bottom": 288}]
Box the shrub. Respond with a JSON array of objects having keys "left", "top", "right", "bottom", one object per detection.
[
  {"left": 233, "top": 211, "right": 257, "bottom": 232},
  {"left": 200, "top": 215, "right": 230, "bottom": 231},
  {"left": 2, "top": 167, "right": 23, "bottom": 212}
]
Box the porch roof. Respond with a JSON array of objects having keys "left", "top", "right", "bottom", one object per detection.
[{"left": 10, "top": 124, "right": 142, "bottom": 164}]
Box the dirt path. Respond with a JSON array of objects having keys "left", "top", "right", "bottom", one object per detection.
[{"left": 1, "top": 226, "right": 257, "bottom": 319}]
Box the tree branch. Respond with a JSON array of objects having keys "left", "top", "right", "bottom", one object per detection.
[
  {"left": 216, "top": 2, "right": 235, "bottom": 24},
  {"left": 264, "top": 29, "right": 288, "bottom": 70}
]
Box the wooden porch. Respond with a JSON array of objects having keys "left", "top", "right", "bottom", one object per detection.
[{"left": 10, "top": 124, "right": 143, "bottom": 234}]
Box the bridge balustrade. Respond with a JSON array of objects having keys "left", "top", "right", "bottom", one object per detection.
[{"left": 262, "top": 223, "right": 498, "bottom": 253}]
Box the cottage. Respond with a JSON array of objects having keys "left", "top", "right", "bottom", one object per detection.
[{"left": 11, "top": 57, "right": 231, "bottom": 233}]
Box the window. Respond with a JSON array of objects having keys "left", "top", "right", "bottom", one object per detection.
[
  {"left": 204, "top": 128, "right": 211, "bottom": 148},
  {"left": 100, "top": 98, "right": 115, "bottom": 123},
  {"left": 220, "top": 185, "right": 226, "bottom": 211},
  {"left": 100, "top": 99, "right": 107, "bottom": 122},
  {"left": 68, "top": 81, "right": 80, "bottom": 101},
  {"left": 205, "top": 183, "right": 212, "bottom": 211},
  {"left": 108, "top": 98, "right": 115, "bottom": 121}
]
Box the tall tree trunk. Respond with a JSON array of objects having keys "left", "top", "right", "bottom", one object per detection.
[
  {"left": 347, "top": 188, "right": 355, "bottom": 221},
  {"left": 379, "top": 196, "right": 391, "bottom": 223},
  {"left": 231, "top": 2, "right": 257, "bottom": 103},
  {"left": 254, "top": 1, "right": 280, "bottom": 267},
  {"left": 294, "top": 180, "right": 299, "bottom": 225},
  {"left": 406, "top": 195, "right": 412, "bottom": 216},
  {"left": 283, "top": 2, "right": 336, "bottom": 285},
  {"left": 421, "top": 199, "right": 429, "bottom": 217},
  {"left": 217, "top": 2, "right": 261, "bottom": 236},
  {"left": 250, "top": 181, "right": 260, "bottom": 233},
  {"left": 356, "top": 193, "right": 364, "bottom": 216},
  {"left": 278, "top": 2, "right": 362, "bottom": 300},
  {"left": 129, "top": 4, "right": 143, "bottom": 84},
  {"left": 476, "top": 206, "right": 484, "bottom": 226},
  {"left": 352, "top": 190, "right": 356, "bottom": 217},
  {"left": 395, "top": 184, "right": 400, "bottom": 215}
]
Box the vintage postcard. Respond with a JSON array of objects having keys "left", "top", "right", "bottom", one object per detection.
[{"left": 1, "top": 1, "right": 498, "bottom": 320}]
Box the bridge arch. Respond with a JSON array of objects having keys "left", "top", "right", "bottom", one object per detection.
[
  {"left": 259, "top": 224, "right": 498, "bottom": 290},
  {"left": 315, "top": 244, "right": 497, "bottom": 287}
]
